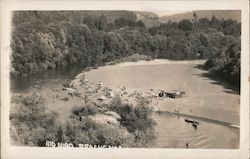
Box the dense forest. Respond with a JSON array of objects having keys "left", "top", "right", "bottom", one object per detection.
[
  {"left": 11, "top": 11, "right": 241, "bottom": 88},
  {"left": 10, "top": 11, "right": 241, "bottom": 147}
]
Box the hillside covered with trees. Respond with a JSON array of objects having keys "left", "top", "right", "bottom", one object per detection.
[
  {"left": 160, "top": 10, "right": 241, "bottom": 23},
  {"left": 11, "top": 11, "right": 241, "bottom": 88}
]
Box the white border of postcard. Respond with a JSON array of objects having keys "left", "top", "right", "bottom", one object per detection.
[{"left": 1, "top": 0, "right": 249, "bottom": 159}]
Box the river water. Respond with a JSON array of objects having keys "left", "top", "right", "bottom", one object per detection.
[
  {"left": 11, "top": 64, "right": 85, "bottom": 93},
  {"left": 10, "top": 61, "right": 240, "bottom": 149},
  {"left": 152, "top": 113, "right": 239, "bottom": 148}
]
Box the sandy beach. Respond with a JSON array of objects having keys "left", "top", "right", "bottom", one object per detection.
[
  {"left": 84, "top": 59, "right": 240, "bottom": 125},
  {"left": 11, "top": 59, "right": 240, "bottom": 148},
  {"left": 15, "top": 59, "right": 239, "bottom": 125}
]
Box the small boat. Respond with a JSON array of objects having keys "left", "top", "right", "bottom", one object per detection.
[
  {"left": 185, "top": 118, "right": 199, "bottom": 130},
  {"left": 192, "top": 123, "right": 197, "bottom": 129},
  {"left": 185, "top": 118, "right": 199, "bottom": 125}
]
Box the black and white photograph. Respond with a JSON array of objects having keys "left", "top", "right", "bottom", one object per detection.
[{"left": 1, "top": 1, "right": 249, "bottom": 159}]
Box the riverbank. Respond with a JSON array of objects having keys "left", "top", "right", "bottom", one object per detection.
[
  {"left": 84, "top": 59, "right": 240, "bottom": 125},
  {"left": 11, "top": 59, "right": 240, "bottom": 126},
  {"left": 11, "top": 59, "right": 240, "bottom": 148}
]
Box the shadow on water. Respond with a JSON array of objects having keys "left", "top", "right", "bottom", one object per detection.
[
  {"left": 193, "top": 64, "right": 240, "bottom": 95},
  {"left": 11, "top": 63, "right": 86, "bottom": 93}
]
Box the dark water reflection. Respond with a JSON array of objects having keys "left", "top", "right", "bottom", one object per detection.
[{"left": 10, "top": 64, "right": 85, "bottom": 93}]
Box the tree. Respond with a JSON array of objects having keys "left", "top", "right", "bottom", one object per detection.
[
  {"left": 136, "top": 20, "right": 145, "bottom": 28},
  {"left": 192, "top": 12, "right": 198, "bottom": 33},
  {"left": 11, "top": 11, "right": 241, "bottom": 77},
  {"left": 222, "top": 19, "right": 241, "bottom": 37},
  {"left": 209, "top": 15, "right": 222, "bottom": 31},
  {"left": 10, "top": 93, "right": 58, "bottom": 146},
  {"left": 83, "top": 15, "right": 107, "bottom": 31},
  {"left": 178, "top": 19, "right": 193, "bottom": 31},
  {"left": 197, "top": 18, "right": 210, "bottom": 30}
]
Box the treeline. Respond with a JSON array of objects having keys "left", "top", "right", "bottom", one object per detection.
[
  {"left": 11, "top": 11, "right": 241, "bottom": 79},
  {"left": 204, "top": 40, "right": 240, "bottom": 90},
  {"left": 149, "top": 14, "right": 241, "bottom": 90}
]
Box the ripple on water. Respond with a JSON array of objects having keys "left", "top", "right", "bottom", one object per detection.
[{"left": 152, "top": 113, "right": 239, "bottom": 149}]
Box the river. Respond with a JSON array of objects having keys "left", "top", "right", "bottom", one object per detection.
[
  {"left": 11, "top": 64, "right": 86, "bottom": 93},
  {"left": 152, "top": 113, "right": 239, "bottom": 148},
  {"left": 10, "top": 60, "right": 240, "bottom": 149}
]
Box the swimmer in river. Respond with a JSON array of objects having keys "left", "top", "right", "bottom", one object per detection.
[{"left": 192, "top": 123, "right": 197, "bottom": 130}]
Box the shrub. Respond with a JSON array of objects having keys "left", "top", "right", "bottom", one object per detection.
[
  {"left": 122, "top": 54, "right": 153, "bottom": 62},
  {"left": 10, "top": 92, "right": 58, "bottom": 146},
  {"left": 10, "top": 93, "right": 156, "bottom": 147},
  {"left": 109, "top": 96, "right": 155, "bottom": 132},
  {"left": 70, "top": 104, "right": 106, "bottom": 119},
  {"left": 56, "top": 115, "right": 134, "bottom": 147},
  {"left": 108, "top": 95, "right": 156, "bottom": 147},
  {"left": 57, "top": 96, "right": 156, "bottom": 147}
]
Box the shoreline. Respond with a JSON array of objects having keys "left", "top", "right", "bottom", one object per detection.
[
  {"left": 155, "top": 110, "right": 239, "bottom": 129},
  {"left": 84, "top": 59, "right": 240, "bottom": 125},
  {"left": 11, "top": 59, "right": 240, "bottom": 127},
  {"left": 10, "top": 59, "right": 240, "bottom": 148},
  {"left": 97, "top": 59, "right": 207, "bottom": 70}
]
